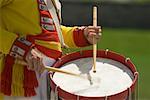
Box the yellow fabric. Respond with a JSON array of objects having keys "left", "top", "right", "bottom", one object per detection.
[
  {"left": 11, "top": 62, "right": 24, "bottom": 96},
  {"left": 0, "top": 0, "right": 13, "bottom": 7},
  {"left": 0, "top": 54, "right": 5, "bottom": 73},
  {"left": 0, "top": 0, "right": 41, "bottom": 54},
  {"left": 61, "top": 26, "right": 77, "bottom": 48},
  {"left": 35, "top": 40, "right": 62, "bottom": 51},
  {"left": 0, "top": 28, "right": 18, "bottom": 54},
  {"left": 0, "top": 93, "right": 4, "bottom": 100}
]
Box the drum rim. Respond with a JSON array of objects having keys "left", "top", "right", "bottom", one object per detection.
[{"left": 50, "top": 50, "right": 138, "bottom": 100}]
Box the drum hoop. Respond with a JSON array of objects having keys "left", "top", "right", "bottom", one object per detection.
[{"left": 50, "top": 50, "right": 138, "bottom": 100}]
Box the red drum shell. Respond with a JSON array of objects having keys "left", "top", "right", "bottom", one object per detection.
[{"left": 49, "top": 50, "right": 138, "bottom": 100}]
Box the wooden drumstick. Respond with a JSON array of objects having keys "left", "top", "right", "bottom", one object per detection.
[
  {"left": 93, "top": 6, "right": 97, "bottom": 73},
  {"left": 15, "top": 59, "right": 83, "bottom": 77}
]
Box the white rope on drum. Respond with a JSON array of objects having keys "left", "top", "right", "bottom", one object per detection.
[
  {"left": 128, "top": 87, "right": 132, "bottom": 100},
  {"left": 105, "top": 95, "right": 108, "bottom": 100},
  {"left": 77, "top": 95, "right": 80, "bottom": 100},
  {"left": 134, "top": 72, "right": 139, "bottom": 100},
  {"left": 55, "top": 86, "right": 59, "bottom": 100},
  {"left": 105, "top": 49, "right": 109, "bottom": 56}
]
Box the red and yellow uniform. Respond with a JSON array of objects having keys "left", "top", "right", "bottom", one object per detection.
[{"left": 0, "top": 0, "right": 90, "bottom": 98}]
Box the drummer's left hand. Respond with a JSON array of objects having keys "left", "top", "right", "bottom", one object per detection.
[
  {"left": 84, "top": 26, "right": 102, "bottom": 44},
  {"left": 25, "top": 48, "right": 45, "bottom": 73}
]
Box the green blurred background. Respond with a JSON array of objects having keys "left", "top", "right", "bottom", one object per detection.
[{"left": 61, "top": 0, "right": 150, "bottom": 99}]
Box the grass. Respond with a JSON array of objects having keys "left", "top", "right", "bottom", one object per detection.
[{"left": 65, "top": 28, "right": 150, "bottom": 99}]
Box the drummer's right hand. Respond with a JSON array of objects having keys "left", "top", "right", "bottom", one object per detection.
[{"left": 25, "top": 48, "right": 45, "bottom": 73}]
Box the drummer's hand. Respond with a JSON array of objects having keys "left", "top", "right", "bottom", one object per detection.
[
  {"left": 84, "top": 26, "right": 102, "bottom": 44},
  {"left": 25, "top": 48, "right": 45, "bottom": 73}
]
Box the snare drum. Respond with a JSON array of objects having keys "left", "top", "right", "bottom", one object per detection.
[{"left": 49, "top": 50, "right": 138, "bottom": 100}]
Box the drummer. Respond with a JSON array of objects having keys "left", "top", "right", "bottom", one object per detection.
[{"left": 0, "top": 0, "right": 102, "bottom": 99}]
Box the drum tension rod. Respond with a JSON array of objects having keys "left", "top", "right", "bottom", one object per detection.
[
  {"left": 105, "top": 49, "right": 109, "bottom": 56},
  {"left": 125, "top": 58, "right": 130, "bottom": 63}
]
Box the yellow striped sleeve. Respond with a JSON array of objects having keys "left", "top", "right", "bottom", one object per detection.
[
  {"left": 61, "top": 25, "right": 77, "bottom": 48},
  {"left": 35, "top": 40, "right": 62, "bottom": 51}
]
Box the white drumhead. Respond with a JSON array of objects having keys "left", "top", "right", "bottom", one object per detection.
[{"left": 52, "top": 58, "right": 134, "bottom": 97}]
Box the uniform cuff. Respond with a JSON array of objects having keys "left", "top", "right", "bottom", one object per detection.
[
  {"left": 73, "top": 27, "right": 90, "bottom": 47},
  {"left": 9, "top": 37, "right": 34, "bottom": 59}
]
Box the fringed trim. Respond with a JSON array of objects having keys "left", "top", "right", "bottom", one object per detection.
[
  {"left": 23, "top": 66, "right": 38, "bottom": 97},
  {"left": 0, "top": 54, "right": 5, "bottom": 73},
  {"left": 0, "top": 56, "right": 39, "bottom": 97},
  {"left": 11, "top": 63, "right": 24, "bottom": 96},
  {"left": 0, "top": 55, "right": 14, "bottom": 95},
  {"left": 0, "top": 93, "right": 4, "bottom": 100},
  {"left": 24, "top": 87, "right": 36, "bottom": 97},
  {"left": 11, "top": 84, "right": 24, "bottom": 96}
]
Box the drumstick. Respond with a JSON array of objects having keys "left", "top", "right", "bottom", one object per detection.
[
  {"left": 15, "top": 59, "right": 83, "bottom": 77},
  {"left": 93, "top": 6, "right": 97, "bottom": 73}
]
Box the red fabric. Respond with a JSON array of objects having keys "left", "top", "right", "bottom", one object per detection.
[
  {"left": 23, "top": 66, "right": 38, "bottom": 97},
  {"left": 36, "top": 44, "right": 62, "bottom": 59},
  {"left": 31, "top": 32, "right": 59, "bottom": 42},
  {"left": 0, "top": 55, "right": 15, "bottom": 95},
  {"left": 73, "top": 28, "right": 90, "bottom": 47},
  {"left": 41, "top": 11, "right": 52, "bottom": 18}
]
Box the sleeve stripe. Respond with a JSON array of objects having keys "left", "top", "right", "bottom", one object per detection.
[
  {"left": 35, "top": 40, "right": 62, "bottom": 51},
  {"left": 73, "top": 28, "right": 90, "bottom": 47}
]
